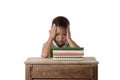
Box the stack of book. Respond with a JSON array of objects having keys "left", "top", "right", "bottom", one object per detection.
[{"left": 53, "top": 48, "right": 84, "bottom": 61}]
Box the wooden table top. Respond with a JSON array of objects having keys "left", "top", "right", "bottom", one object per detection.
[{"left": 24, "top": 57, "right": 99, "bottom": 65}]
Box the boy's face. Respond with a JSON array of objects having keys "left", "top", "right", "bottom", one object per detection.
[{"left": 54, "top": 26, "right": 67, "bottom": 47}]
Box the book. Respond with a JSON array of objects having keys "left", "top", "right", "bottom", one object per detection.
[{"left": 53, "top": 48, "right": 84, "bottom": 61}]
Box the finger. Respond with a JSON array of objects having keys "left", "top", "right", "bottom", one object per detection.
[
  {"left": 53, "top": 24, "right": 57, "bottom": 31},
  {"left": 53, "top": 26, "right": 57, "bottom": 33},
  {"left": 49, "top": 29, "right": 51, "bottom": 34},
  {"left": 68, "top": 25, "right": 70, "bottom": 30},
  {"left": 68, "top": 26, "right": 71, "bottom": 32},
  {"left": 52, "top": 24, "right": 56, "bottom": 29},
  {"left": 66, "top": 26, "right": 69, "bottom": 32}
]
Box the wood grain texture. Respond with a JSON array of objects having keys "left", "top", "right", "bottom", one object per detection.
[
  {"left": 33, "top": 78, "right": 92, "bottom": 80},
  {"left": 24, "top": 57, "right": 99, "bottom": 65},
  {"left": 26, "top": 65, "right": 32, "bottom": 80},
  {"left": 24, "top": 57, "right": 99, "bottom": 80},
  {"left": 32, "top": 65, "right": 92, "bottom": 78}
]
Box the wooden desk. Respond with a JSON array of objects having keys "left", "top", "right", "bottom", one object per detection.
[{"left": 24, "top": 57, "right": 99, "bottom": 80}]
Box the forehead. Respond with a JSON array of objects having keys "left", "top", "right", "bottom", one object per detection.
[{"left": 56, "top": 26, "right": 66, "bottom": 33}]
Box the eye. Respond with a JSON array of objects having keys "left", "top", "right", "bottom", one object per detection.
[
  {"left": 64, "top": 34, "right": 66, "bottom": 35},
  {"left": 56, "top": 33, "right": 59, "bottom": 35}
]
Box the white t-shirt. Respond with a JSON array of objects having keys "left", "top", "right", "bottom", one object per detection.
[{"left": 53, "top": 40, "right": 68, "bottom": 48}]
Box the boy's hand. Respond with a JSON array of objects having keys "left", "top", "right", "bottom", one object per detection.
[
  {"left": 66, "top": 25, "right": 71, "bottom": 41},
  {"left": 49, "top": 24, "right": 56, "bottom": 39}
]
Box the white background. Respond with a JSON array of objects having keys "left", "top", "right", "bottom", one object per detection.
[{"left": 0, "top": 0, "right": 120, "bottom": 80}]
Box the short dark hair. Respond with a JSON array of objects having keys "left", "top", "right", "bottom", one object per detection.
[{"left": 52, "top": 16, "right": 70, "bottom": 28}]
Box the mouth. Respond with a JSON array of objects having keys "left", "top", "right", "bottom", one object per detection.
[{"left": 59, "top": 41, "right": 64, "bottom": 43}]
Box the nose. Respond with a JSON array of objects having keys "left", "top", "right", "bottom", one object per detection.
[{"left": 58, "top": 35, "right": 63, "bottom": 39}]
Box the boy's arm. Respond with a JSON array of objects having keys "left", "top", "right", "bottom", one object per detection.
[
  {"left": 66, "top": 26, "right": 80, "bottom": 48},
  {"left": 42, "top": 24, "right": 56, "bottom": 58},
  {"left": 67, "top": 38, "right": 80, "bottom": 48},
  {"left": 42, "top": 37, "right": 53, "bottom": 58}
]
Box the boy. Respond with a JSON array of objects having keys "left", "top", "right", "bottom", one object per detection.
[{"left": 42, "top": 16, "right": 80, "bottom": 58}]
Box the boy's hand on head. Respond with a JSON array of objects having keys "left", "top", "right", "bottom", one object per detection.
[
  {"left": 49, "top": 24, "right": 56, "bottom": 40},
  {"left": 66, "top": 25, "right": 71, "bottom": 41}
]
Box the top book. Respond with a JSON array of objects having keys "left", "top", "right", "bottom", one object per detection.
[{"left": 53, "top": 47, "right": 84, "bottom": 50}]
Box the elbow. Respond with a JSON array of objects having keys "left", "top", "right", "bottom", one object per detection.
[
  {"left": 41, "top": 54, "right": 48, "bottom": 58},
  {"left": 41, "top": 51, "right": 49, "bottom": 58}
]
